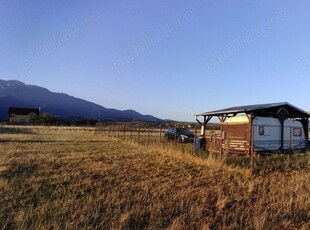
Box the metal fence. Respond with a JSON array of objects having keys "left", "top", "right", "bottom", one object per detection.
[
  {"left": 94, "top": 123, "right": 207, "bottom": 154},
  {"left": 96, "top": 123, "right": 202, "bottom": 139}
]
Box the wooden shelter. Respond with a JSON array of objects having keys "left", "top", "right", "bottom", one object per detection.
[{"left": 195, "top": 102, "right": 310, "bottom": 155}]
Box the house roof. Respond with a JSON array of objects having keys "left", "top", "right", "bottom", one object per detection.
[
  {"left": 8, "top": 107, "right": 40, "bottom": 115},
  {"left": 195, "top": 102, "right": 310, "bottom": 118}
]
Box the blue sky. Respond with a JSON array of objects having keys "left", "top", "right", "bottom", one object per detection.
[{"left": 1, "top": 1, "right": 310, "bottom": 121}]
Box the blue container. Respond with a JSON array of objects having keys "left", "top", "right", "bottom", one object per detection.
[{"left": 195, "top": 137, "right": 206, "bottom": 151}]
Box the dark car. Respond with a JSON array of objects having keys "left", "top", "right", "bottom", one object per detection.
[{"left": 165, "top": 127, "right": 195, "bottom": 143}]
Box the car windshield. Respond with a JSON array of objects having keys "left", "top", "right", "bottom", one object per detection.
[{"left": 176, "top": 128, "right": 192, "bottom": 134}]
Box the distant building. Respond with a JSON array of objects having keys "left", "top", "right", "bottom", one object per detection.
[{"left": 8, "top": 107, "right": 40, "bottom": 123}]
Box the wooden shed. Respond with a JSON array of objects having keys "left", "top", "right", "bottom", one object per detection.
[{"left": 195, "top": 102, "right": 310, "bottom": 155}]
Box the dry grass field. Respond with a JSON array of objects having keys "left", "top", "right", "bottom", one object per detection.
[{"left": 1, "top": 126, "right": 310, "bottom": 229}]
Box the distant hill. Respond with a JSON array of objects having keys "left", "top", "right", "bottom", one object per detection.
[{"left": 0, "top": 79, "right": 163, "bottom": 122}]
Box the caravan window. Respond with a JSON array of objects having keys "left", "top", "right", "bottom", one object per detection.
[
  {"left": 259, "top": 126, "right": 264, "bottom": 135},
  {"left": 293, "top": 128, "right": 302, "bottom": 137}
]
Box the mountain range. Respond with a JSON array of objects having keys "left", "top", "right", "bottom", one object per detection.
[{"left": 0, "top": 79, "right": 163, "bottom": 122}]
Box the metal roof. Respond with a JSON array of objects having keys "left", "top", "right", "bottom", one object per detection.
[{"left": 195, "top": 102, "right": 310, "bottom": 118}]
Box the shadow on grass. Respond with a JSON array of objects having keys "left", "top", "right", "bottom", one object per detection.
[
  {"left": 0, "top": 162, "right": 39, "bottom": 180},
  {"left": 0, "top": 127, "right": 36, "bottom": 135},
  {"left": 221, "top": 152, "right": 310, "bottom": 174}
]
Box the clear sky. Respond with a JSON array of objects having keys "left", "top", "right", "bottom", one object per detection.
[{"left": 1, "top": 1, "right": 310, "bottom": 121}]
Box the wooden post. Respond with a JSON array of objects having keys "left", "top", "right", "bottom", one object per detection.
[
  {"left": 159, "top": 125, "right": 162, "bottom": 142},
  {"left": 217, "top": 115, "right": 225, "bottom": 158},
  {"left": 123, "top": 125, "right": 126, "bottom": 140},
  {"left": 249, "top": 114, "right": 254, "bottom": 175},
  {"left": 289, "top": 127, "right": 292, "bottom": 149},
  {"left": 280, "top": 119, "right": 284, "bottom": 153},
  {"left": 289, "top": 127, "right": 292, "bottom": 164},
  {"left": 194, "top": 125, "right": 197, "bottom": 152},
  {"left": 220, "top": 120, "right": 223, "bottom": 158},
  {"left": 300, "top": 118, "right": 308, "bottom": 153}
]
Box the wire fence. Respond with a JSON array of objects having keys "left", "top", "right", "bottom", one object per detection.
[
  {"left": 94, "top": 122, "right": 310, "bottom": 174},
  {"left": 94, "top": 123, "right": 207, "bottom": 155}
]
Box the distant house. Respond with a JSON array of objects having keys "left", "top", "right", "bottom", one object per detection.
[{"left": 8, "top": 107, "right": 40, "bottom": 123}]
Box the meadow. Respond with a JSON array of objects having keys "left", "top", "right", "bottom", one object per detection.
[{"left": 1, "top": 125, "right": 310, "bottom": 229}]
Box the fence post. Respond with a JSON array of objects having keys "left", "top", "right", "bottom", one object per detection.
[
  {"left": 130, "top": 125, "right": 133, "bottom": 142},
  {"left": 159, "top": 124, "right": 162, "bottom": 142},
  {"left": 174, "top": 124, "right": 177, "bottom": 141},
  {"left": 138, "top": 125, "right": 140, "bottom": 143},
  {"left": 147, "top": 124, "right": 150, "bottom": 143},
  {"left": 123, "top": 124, "right": 126, "bottom": 141}
]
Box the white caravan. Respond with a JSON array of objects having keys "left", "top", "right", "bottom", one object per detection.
[{"left": 225, "top": 116, "right": 307, "bottom": 152}]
